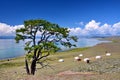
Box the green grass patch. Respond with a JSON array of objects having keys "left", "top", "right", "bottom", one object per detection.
[
  {"left": 64, "top": 47, "right": 89, "bottom": 52},
  {"left": 0, "top": 62, "right": 24, "bottom": 69}
]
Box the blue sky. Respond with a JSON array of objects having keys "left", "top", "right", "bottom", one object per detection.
[{"left": 0, "top": 0, "right": 120, "bottom": 37}]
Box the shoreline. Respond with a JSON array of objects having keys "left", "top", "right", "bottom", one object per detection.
[
  {"left": 0, "top": 55, "right": 25, "bottom": 62},
  {"left": 0, "top": 37, "right": 112, "bottom": 61}
]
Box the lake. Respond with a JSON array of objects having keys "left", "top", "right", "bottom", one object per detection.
[{"left": 0, "top": 38, "right": 109, "bottom": 60}]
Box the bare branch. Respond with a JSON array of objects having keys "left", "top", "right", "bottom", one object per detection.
[{"left": 37, "top": 52, "right": 50, "bottom": 61}]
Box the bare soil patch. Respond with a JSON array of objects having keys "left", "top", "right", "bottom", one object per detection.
[{"left": 57, "top": 70, "right": 96, "bottom": 76}]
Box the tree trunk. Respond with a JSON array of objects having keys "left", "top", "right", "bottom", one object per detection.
[
  {"left": 25, "top": 58, "right": 30, "bottom": 75},
  {"left": 30, "top": 58, "right": 37, "bottom": 75}
]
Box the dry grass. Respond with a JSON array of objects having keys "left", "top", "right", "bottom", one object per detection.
[{"left": 0, "top": 37, "right": 120, "bottom": 80}]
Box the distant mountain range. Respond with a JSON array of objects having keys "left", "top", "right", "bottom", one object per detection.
[
  {"left": 0, "top": 36, "right": 15, "bottom": 39},
  {"left": 0, "top": 36, "right": 40, "bottom": 39},
  {"left": 0, "top": 36, "right": 120, "bottom": 39}
]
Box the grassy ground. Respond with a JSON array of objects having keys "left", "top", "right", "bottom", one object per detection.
[{"left": 0, "top": 37, "right": 120, "bottom": 80}]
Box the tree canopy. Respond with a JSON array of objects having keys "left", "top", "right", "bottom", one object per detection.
[{"left": 15, "top": 19, "right": 78, "bottom": 75}]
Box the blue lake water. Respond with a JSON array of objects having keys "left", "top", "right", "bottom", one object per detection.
[{"left": 0, "top": 38, "right": 109, "bottom": 60}]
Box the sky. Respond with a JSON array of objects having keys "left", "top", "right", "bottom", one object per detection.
[{"left": 0, "top": 0, "right": 120, "bottom": 37}]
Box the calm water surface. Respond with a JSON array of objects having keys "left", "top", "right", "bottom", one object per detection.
[{"left": 0, "top": 38, "right": 109, "bottom": 60}]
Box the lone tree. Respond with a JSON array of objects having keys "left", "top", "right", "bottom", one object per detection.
[{"left": 15, "top": 19, "right": 77, "bottom": 75}]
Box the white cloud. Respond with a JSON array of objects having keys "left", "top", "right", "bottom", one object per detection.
[
  {"left": 0, "top": 23, "right": 23, "bottom": 36},
  {"left": 69, "top": 27, "right": 82, "bottom": 35},
  {"left": 1, "top": 20, "right": 120, "bottom": 37},
  {"left": 85, "top": 20, "right": 100, "bottom": 30},
  {"left": 98, "top": 24, "right": 112, "bottom": 35},
  {"left": 70, "top": 20, "right": 120, "bottom": 37},
  {"left": 79, "top": 22, "right": 84, "bottom": 26},
  {"left": 112, "top": 22, "right": 120, "bottom": 35},
  {"left": 75, "top": 21, "right": 84, "bottom": 26}
]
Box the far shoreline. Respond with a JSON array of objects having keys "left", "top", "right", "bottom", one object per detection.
[{"left": 0, "top": 36, "right": 115, "bottom": 61}]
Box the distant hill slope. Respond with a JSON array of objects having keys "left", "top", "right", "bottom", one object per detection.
[{"left": 0, "top": 36, "right": 15, "bottom": 39}]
